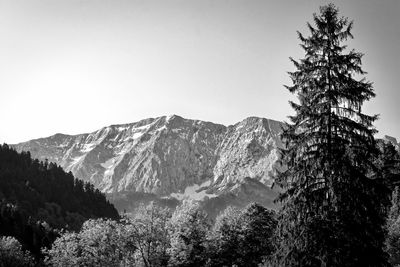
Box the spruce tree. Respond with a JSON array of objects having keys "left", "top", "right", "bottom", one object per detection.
[{"left": 275, "top": 4, "right": 390, "bottom": 266}]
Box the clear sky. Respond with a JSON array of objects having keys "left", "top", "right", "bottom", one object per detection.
[{"left": 1, "top": 0, "right": 399, "bottom": 144}]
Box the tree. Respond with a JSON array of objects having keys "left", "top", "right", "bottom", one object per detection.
[
  {"left": 376, "top": 140, "right": 400, "bottom": 189},
  {"left": 43, "top": 219, "right": 136, "bottom": 266},
  {"left": 275, "top": 4, "right": 390, "bottom": 266},
  {"left": 208, "top": 203, "right": 276, "bottom": 267},
  {"left": 43, "top": 232, "right": 82, "bottom": 267},
  {"left": 237, "top": 203, "right": 276, "bottom": 266},
  {"left": 167, "top": 200, "right": 210, "bottom": 267},
  {"left": 124, "top": 202, "right": 171, "bottom": 267},
  {"left": 386, "top": 187, "right": 400, "bottom": 266},
  {"left": 0, "top": 236, "right": 34, "bottom": 267},
  {"left": 207, "top": 206, "right": 242, "bottom": 267}
]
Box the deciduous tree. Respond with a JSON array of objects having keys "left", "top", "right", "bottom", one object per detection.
[
  {"left": 208, "top": 203, "right": 276, "bottom": 267},
  {"left": 43, "top": 219, "right": 136, "bottom": 266},
  {"left": 124, "top": 202, "right": 171, "bottom": 267},
  {"left": 167, "top": 200, "right": 210, "bottom": 267},
  {"left": 0, "top": 236, "right": 34, "bottom": 267}
]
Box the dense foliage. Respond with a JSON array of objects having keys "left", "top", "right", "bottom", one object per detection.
[
  {"left": 376, "top": 140, "right": 400, "bottom": 190},
  {"left": 387, "top": 187, "right": 400, "bottom": 266},
  {"left": 386, "top": 152, "right": 400, "bottom": 266},
  {"left": 208, "top": 203, "right": 277, "bottom": 266},
  {"left": 124, "top": 203, "right": 171, "bottom": 267},
  {"left": 167, "top": 200, "right": 210, "bottom": 267},
  {"left": 0, "top": 144, "right": 119, "bottom": 259},
  {"left": 0, "top": 236, "right": 34, "bottom": 267},
  {"left": 43, "top": 219, "right": 136, "bottom": 266},
  {"left": 43, "top": 201, "right": 277, "bottom": 267},
  {"left": 275, "top": 4, "right": 391, "bottom": 266}
]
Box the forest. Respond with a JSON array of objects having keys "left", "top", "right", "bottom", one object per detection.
[
  {"left": 0, "top": 143, "right": 119, "bottom": 263},
  {"left": 2, "top": 3, "right": 400, "bottom": 267}
]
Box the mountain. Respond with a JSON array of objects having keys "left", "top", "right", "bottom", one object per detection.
[{"left": 13, "top": 115, "right": 284, "bottom": 213}]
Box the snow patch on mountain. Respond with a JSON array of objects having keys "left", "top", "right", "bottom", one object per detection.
[{"left": 168, "top": 180, "right": 217, "bottom": 201}]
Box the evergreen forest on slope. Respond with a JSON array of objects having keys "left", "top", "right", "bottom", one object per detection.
[{"left": 0, "top": 144, "right": 119, "bottom": 261}]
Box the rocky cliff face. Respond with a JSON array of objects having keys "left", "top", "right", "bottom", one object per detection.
[
  {"left": 213, "top": 117, "right": 283, "bottom": 189},
  {"left": 13, "top": 115, "right": 284, "bottom": 212}
]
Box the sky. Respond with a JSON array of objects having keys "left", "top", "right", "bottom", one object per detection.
[{"left": 0, "top": 0, "right": 399, "bottom": 144}]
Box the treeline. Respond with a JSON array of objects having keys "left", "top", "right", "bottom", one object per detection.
[
  {"left": 43, "top": 201, "right": 276, "bottom": 267},
  {"left": 0, "top": 144, "right": 119, "bottom": 261},
  {"left": 4, "top": 180, "right": 400, "bottom": 267}
]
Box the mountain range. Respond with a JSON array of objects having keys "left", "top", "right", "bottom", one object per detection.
[
  {"left": 13, "top": 115, "right": 283, "bottom": 214},
  {"left": 13, "top": 115, "right": 398, "bottom": 215}
]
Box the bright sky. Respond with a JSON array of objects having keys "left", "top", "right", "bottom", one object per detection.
[{"left": 1, "top": 0, "right": 399, "bottom": 144}]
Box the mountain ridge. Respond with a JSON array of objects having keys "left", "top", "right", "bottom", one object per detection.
[
  {"left": 13, "top": 115, "right": 283, "bottom": 207},
  {"left": 12, "top": 115, "right": 398, "bottom": 214}
]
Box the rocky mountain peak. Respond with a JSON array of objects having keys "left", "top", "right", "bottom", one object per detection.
[
  {"left": 13, "top": 115, "right": 284, "bottom": 212},
  {"left": 18, "top": 115, "right": 398, "bottom": 214}
]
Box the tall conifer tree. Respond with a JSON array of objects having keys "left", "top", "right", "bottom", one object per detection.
[{"left": 275, "top": 4, "right": 390, "bottom": 266}]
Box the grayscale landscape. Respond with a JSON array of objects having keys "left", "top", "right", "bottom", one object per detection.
[{"left": 1, "top": 1, "right": 399, "bottom": 266}]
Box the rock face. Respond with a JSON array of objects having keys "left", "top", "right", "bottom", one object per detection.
[
  {"left": 13, "top": 115, "right": 284, "bottom": 212},
  {"left": 213, "top": 117, "right": 283, "bottom": 188}
]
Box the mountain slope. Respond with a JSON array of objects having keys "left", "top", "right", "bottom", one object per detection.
[
  {"left": 213, "top": 117, "right": 283, "bottom": 189},
  {"left": 14, "top": 115, "right": 283, "bottom": 193},
  {"left": 13, "top": 115, "right": 284, "bottom": 213}
]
